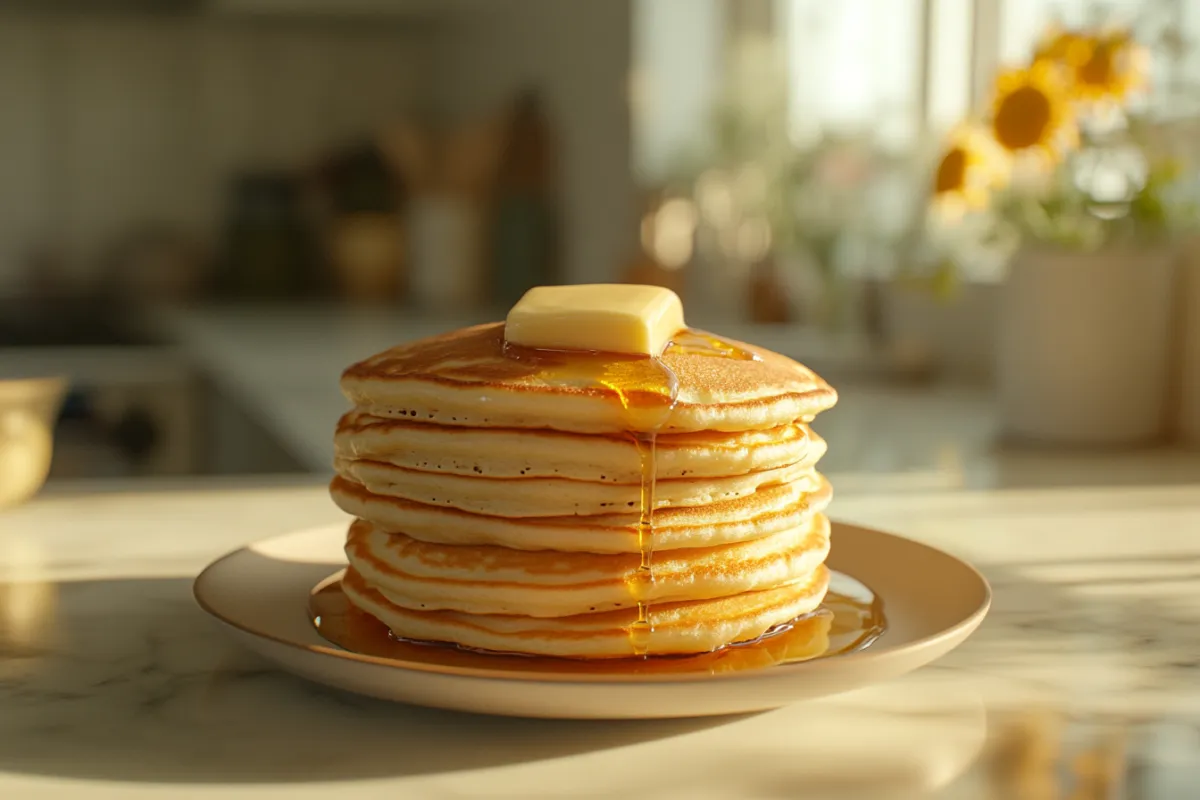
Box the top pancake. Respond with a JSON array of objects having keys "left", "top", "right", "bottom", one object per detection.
[{"left": 341, "top": 323, "right": 837, "bottom": 434}]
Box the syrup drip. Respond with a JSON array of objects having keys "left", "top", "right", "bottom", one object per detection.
[
  {"left": 628, "top": 432, "right": 656, "bottom": 655},
  {"left": 500, "top": 340, "right": 675, "bottom": 655},
  {"left": 310, "top": 569, "right": 886, "bottom": 675},
  {"left": 499, "top": 328, "right": 749, "bottom": 657}
]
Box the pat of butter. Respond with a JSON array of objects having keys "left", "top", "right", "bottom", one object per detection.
[{"left": 505, "top": 284, "right": 686, "bottom": 356}]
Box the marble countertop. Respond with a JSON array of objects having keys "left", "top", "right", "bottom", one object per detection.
[{"left": 4, "top": 477, "right": 1200, "bottom": 797}]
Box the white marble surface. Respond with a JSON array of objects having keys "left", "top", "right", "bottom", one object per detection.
[{"left": 4, "top": 478, "right": 1200, "bottom": 797}]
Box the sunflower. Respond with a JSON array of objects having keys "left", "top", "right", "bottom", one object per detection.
[
  {"left": 1033, "top": 24, "right": 1150, "bottom": 106},
  {"left": 931, "top": 125, "right": 1008, "bottom": 216},
  {"left": 1034, "top": 25, "right": 1092, "bottom": 67},
  {"left": 990, "top": 63, "right": 1078, "bottom": 162},
  {"left": 1070, "top": 31, "right": 1149, "bottom": 105}
]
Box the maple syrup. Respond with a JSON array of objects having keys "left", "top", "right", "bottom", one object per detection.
[
  {"left": 628, "top": 431, "right": 656, "bottom": 655},
  {"left": 665, "top": 329, "right": 762, "bottom": 362},
  {"left": 498, "top": 328, "right": 757, "bottom": 656},
  {"left": 500, "top": 338, "right": 678, "bottom": 655},
  {"left": 310, "top": 568, "right": 885, "bottom": 675}
]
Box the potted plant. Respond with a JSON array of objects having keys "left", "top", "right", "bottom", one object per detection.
[{"left": 924, "top": 23, "right": 1199, "bottom": 446}]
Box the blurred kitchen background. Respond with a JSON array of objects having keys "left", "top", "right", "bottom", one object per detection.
[{"left": 4, "top": 0, "right": 1200, "bottom": 490}]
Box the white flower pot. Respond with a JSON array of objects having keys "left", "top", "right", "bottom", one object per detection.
[{"left": 996, "top": 245, "right": 1176, "bottom": 446}]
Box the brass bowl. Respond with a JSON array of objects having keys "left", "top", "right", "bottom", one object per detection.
[{"left": 0, "top": 376, "right": 67, "bottom": 510}]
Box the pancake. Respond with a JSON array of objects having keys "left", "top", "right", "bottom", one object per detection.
[
  {"left": 345, "top": 514, "right": 831, "bottom": 617},
  {"left": 330, "top": 307, "right": 840, "bottom": 659},
  {"left": 336, "top": 411, "right": 816, "bottom": 482},
  {"left": 341, "top": 564, "right": 831, "bottom": 658},
  {"left": 334, "top": 434, "right": 824, "bottom": 518},
  {"left": 341, "top": 323, "right": 837, "bottom": 435},
  {"left": 329, "top": 473, "right": 833, "bottom": 553}
]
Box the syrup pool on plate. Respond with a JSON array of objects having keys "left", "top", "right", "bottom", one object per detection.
[{"left": 309, "top": 568, "right": 886, "bottom": 676}]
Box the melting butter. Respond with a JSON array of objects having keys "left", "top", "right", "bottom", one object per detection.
[{"left": 504, "top": 284, "right": 685, "bottom": 356}]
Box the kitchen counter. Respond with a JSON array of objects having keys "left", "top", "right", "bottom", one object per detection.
[
  {"left": 3, "top": 478, "right": 1200, "bottom": 797},
  {"left": 151, "top": 304, "right": 1200, "bottom": 490}
]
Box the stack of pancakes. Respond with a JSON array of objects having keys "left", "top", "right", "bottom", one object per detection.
[{"left": 330, "top": 322, "right": 837, "bottom": 658}]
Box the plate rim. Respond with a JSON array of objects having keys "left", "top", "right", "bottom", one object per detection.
[{"left": 193, "top": 521, "right": 992, "bottom": 686}]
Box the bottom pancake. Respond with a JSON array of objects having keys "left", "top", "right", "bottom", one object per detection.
[{"left": 341, "top": 564, "right": 831, "bottom": 658}]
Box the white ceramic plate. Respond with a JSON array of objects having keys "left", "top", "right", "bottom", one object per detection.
[{"left": 194, "top": 522, "right": 990, "bottom": 719}]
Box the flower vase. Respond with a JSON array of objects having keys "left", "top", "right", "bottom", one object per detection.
[{"left": 996, "top": 245, "right": 1176, "bottom": 446}]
